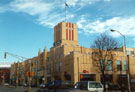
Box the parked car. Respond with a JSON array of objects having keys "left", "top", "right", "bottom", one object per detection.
[
  {"left": 39, "top": 83, "right": 47, "bottom": 88},
  {"left": 54, "top": 80, "right": 73, "bottom": 89},
  {"left": 108, "top": 83, "right": 120, "bottom": 91},
  {"left": 74, "top": 81, "right": 103, "bottom": 92},
  {"left": 2, "top": 83, "right": 10, "bottom": 86},
  {"left": 13, "top": 83, "right": 17, "bottom": 86},
  {"left": 47, "top": 81, "right": 55, "bottom": 89},
  {"left": 23, "top": 83, "right": 27, "bottom": 87}
]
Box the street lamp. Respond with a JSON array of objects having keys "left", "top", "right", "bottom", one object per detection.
[{"left": 110, "top": 29, "right": 131, "bottom": 92}]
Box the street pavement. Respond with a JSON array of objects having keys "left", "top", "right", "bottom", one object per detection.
[
  {"left": 0, "top": 86, "right": 90, "bottom": 92},
  {"left": 0, "top": 86, "right": 129, "bottom": 92},
  {"left": 0, "top": 86, "right": 39, "bottom": 92}
]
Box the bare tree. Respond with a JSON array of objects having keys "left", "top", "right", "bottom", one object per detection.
[{"left": 91, "top": 33, "right": 120, "bottom": 92}]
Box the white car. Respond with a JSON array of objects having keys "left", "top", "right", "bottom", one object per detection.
[
  {"left": 74, "top": 81, "right": 103, "bottom": 92},
  {"left": 2, "top": 83, "right": 9, "bottom": 86}
]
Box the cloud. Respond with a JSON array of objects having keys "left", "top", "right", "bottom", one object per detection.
[
  {"left": 10, "top": 0, "right": 53, "bottom": 15},
  {"left": 7, "top": 0, "right": 77, "bottom": 27},
  {"left": 8, "top": 0, "right": 61, "bottom": 27},
  {"left": 77, "top": 15, "right": 135, "bottom": 37},
  {"left": 1, "top": 0, "right": 133, "bottom": 31},
  {"left": 66, "top": 0, "right": 101, "bottom": 7}
]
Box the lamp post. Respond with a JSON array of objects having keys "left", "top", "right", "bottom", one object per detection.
[{"left": 110, "top": 29, "right": 131, "bottom": 92}]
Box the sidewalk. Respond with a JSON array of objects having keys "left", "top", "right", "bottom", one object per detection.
[{"left": 7, "top": 85, "right": 39, "bottom": 92}]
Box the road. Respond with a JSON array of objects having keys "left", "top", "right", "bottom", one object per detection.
[
  {"left": 0, "top": 86, "right": 39, "bottom": 92},
  {"left": 0, "top": 86, "right": 124, "bottom": 92}
]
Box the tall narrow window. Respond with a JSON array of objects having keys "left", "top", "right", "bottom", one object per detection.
[
  {"left": 55, "top": 62, "right": 58, "bottom": 73},
  {"left": 69, "top": 23, "right": 71, "bottom": 27},
  {"left": 131, "top": 51, "right": 134, "bottom": 56},
  {"left": 100, "top": 59, "right": 104, "bottom": 71},
  {"left": 107, "top": 60, "right": 112, "bottom": 71},
  {"left": 66, "top": 29, "right": 68, "bottom": 40},
  {"left": 124, "top": 61, "right": 128, "bottom": 70},
  {"left": 117, "top": 60, "right": 122, "bottom": 71},
  {"left": 47, "top": 64, "right": 50, "bottom": 74},
  {"left": 69, "top": 29, "right": 71, "bottom": 40},
  {"left": 126, "top": 50, "right": 130, "bottom": 55},
  {"left": 66, "top": 23, "right": 68, "bottom": 27},
  {"left": 72, "top": 24, "right": 74, "bottom": 28},
  {"left": 59, "top": 62, "right": 62, "bottom": 72},
  {"left": 51, "top": 63, "right": 53, "bottom": 73},
  {"left": 72, "top": 30, "right": 74, "bottom": 40}
]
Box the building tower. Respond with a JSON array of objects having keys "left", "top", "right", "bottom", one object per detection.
[{"left": 53, "top": 22, "right": 79, "bottom": 47}]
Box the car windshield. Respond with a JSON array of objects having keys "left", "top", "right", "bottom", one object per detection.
[
  {"left": 75, "top": 82, "right": 88, "bottom": 90},
  {"left": 89, "top": 82, "right": 102, "bottom": 88}
]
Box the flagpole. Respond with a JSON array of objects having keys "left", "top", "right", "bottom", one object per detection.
[
  {"left": 65, "top": 0, "right": 69, "bottom": 22},
  {"left": 65, "top": 0, "right": 66, "bottom": 22}
]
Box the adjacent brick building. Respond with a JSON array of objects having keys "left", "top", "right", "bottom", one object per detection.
[{"left": 0, "top": 67, "right": 10, "bottom": 84}]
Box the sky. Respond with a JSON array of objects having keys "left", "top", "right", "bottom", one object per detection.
[{"left": 0, "top": 0, "right": 135, "bottom": 67}]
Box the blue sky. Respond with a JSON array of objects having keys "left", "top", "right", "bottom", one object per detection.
[{"left": 0, "top": 0, "right": 135, "bottom": 66}]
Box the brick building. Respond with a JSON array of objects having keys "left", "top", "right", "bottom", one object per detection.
[
  {"left": 0, "top": 67, "right": 10, "bottom": 84},
  {"left": 10, "top": 22, "right": 135, "bottom": 87}
]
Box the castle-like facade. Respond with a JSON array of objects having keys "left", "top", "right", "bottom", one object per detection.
[{"left": 10, "top": 22, "right": 135, "bottom": 87}]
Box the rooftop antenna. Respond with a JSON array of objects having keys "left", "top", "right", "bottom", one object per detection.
[{"left": 65, "top": 0, "right": 69, "bottom": 22}]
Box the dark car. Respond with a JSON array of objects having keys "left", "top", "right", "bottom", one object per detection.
[
  {"left": 47, "top": 81, "right": 55, "bottom": 89},
  {"left": 13, "top": 83, "right": 17, "bottom": 86},
  {"left": 108, "top": 84, "right": 120, "bottom": 91},
  {"left": 48, "top": 80, "right": 73, "bottom": 90}
]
